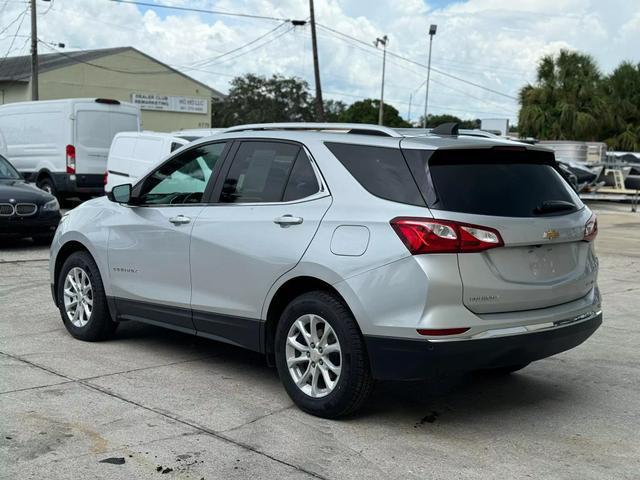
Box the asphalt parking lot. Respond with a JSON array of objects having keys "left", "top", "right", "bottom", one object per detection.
[{"left": 1, "top": 202, "right": 638, "bottom": 479}]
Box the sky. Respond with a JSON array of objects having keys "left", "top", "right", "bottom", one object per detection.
[{"left": 1, "top": 0, "right": 639, "bottom": 124}]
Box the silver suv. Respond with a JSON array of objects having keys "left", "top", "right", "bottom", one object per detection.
[{"left": 50, "top": 123, "right": 602, "bottom": 418}]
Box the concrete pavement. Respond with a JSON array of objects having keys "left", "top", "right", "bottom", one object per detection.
[{"left": 1, "top": 202, "right": 639, "bottom": 479}]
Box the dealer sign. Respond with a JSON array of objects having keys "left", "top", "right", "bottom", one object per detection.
[{"left": 130, "top": 93, "right": 208, "bottom": 114}]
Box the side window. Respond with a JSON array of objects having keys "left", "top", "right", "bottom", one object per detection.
[
  {"left": 138, "top": 142, "right": 226, "bottom": 205},
  {"left": 325, "top": 142, "right": 425, "bottom": 207},
  {"left": 220, "top": 142, "right": 300, "bottom": 203},
  {"left": 283, "top": 150, "right": 320, "bottom": 201}
]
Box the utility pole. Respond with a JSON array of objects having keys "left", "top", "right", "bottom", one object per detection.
[
  {"left": 422, "top": 24, "right": 437, "bottom": 128},
  {"left": 408, "top": 93, "right": 412, "bottom": 123},
  {"left": 374, "top": 35, "right": 388, "bottom": 126},
  {"left": 309, "top": 0, "right": 324, "bottom": 121},
  {"left": 30, "top": 0, "right": 39, "bottom": 101}
]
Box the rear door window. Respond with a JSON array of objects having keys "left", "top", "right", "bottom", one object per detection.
[
  {"left": 405, "top": 148, "right": 582, "bottom": 217},
  {"left": 220, "top": 141, "right": 300, "bottom": 203},
  {"left": 325, "top": 142, "right": 425, "bottom": 206}
]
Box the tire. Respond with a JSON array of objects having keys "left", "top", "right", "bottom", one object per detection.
[
  {"left": 37, "top": 177, "right": 57, "bottom": 197},
  {"left": 275, "top": 291, "right": 374, "bottom": 418},
  {"left": 37, "top": 177, "right": 71, "bottom": 207},
  {"left": 56, "top": 251, "right": 117, "bottom": 341}
]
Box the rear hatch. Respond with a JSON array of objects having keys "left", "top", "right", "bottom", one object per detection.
[
  {"left": 402, "top": 144, "right": 598, "bottom": 314},
  {"left": 74, "top": 100, "right": 140, "bottom": 182}
]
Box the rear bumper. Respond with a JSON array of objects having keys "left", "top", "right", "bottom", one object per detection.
[
  {"left": 23, "top": 172, "right": 105, "bottom": 196},
  {"left": 364, "top": 312, "right": 602, "bottom": 380},
  {"left": 53, "top": 172, "right": 104, "bottom": 196}
]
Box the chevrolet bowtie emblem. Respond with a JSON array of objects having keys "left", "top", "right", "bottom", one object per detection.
[{"left": 544, "top": 229, "right": 560, "bottom": 240}]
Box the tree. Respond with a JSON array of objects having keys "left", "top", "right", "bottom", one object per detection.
[
  {"left": 600, "top": 62, "right": 640, "bottom": 151},
  {"left": 519, "top": 50, "right": 606, "bottom": 141},
  {"left": 338, "top": 99, "right": 411, "bottom": 127},
  {"left": 211, "top": 74, "right": 314, "bottom": 126},
  {"left": 323, "top": 99, "right": 347, "bottom": 122}
]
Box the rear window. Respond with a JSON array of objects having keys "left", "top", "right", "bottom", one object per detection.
[
  {"left": 77, "top": 111, "right": 138, "bottom": 149},
  {"left": 404, "top": 148, "right": 582, "bottom": 217},
  {"left": 325, "top": 142, "right": 425, "bottom": 206}
]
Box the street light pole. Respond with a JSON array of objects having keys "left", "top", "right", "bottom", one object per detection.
[
  {"left": 422, "top": 24, "right": 437, "bottom": 128},
  {"left": 374, "top": 35, "right": 388, "bottom": 126},
  {"left": 408, "top": 93, "right": 413, "bottom": 123}
]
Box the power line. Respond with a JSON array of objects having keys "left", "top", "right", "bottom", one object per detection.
[
  {"left": 316, "top": 23, "right": 518, "bottom": 101},
  {"left": 0, "top": 7, "right": 27, "bottom": 69},
  {"left": 0, "top": 5, "right": 28, "bottom": 36},
  {"left": 188, "top": 21, "right": 289, "bottom": 69},
  {"left": 198, "top": 25, "right": 295, "bottom": 67},
  {"left": 107, "top": 0, "right": 292, "bottom": 23}
]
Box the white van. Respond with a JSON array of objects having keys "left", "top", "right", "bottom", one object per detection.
[
  {"left": 0, "top": 98, "right": 140, "bottom": 201},
  {"left": 0, "top": 128, "right": 7, "bottom": 157},
  {"left": 105, "top": 131, "right": 189, "bottom": 192}
]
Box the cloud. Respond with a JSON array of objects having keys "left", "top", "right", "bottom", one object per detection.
[{"left": 1, "top": 0, "right": 639, "bottom": 124}]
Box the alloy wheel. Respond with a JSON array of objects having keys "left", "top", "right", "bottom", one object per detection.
[
  {"left": 63, "top": 267, "right": 93, "bottom": 327},
  {"left": 285, "top": 314, "right": 342, "bottom": 398}
]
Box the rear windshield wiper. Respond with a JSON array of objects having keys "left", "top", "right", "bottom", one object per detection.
[{"left": 534, "top": 200, "right": 576, "bottom": 215}]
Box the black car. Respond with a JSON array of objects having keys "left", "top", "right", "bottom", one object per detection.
[{"left": 0, "top": 154, "right": 61, "bottom": 244}]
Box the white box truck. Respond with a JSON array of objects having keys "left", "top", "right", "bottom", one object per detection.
[{"left": 0, "top": 98, "right": 140, "bottom": 201}]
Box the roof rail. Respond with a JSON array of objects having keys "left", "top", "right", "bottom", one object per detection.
[{"left": 222, "top": 122, "right": 402, "bottom": 137}]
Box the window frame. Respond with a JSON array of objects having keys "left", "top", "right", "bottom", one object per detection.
[
  {"left": 130, "top": 140, "right": 232, "bottom": 207},
  {"left": 208, "top": 138, "right": 329, "bottom": 206}
]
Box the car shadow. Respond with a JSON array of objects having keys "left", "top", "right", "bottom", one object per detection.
[
  {"left": 111, "top": 320, "right": 578, "bottom": 423},
  {"left": 0, "top": 237, "right": 46, "bottom": 249}
]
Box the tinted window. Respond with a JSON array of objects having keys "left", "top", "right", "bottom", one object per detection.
[
  {"left": 138, "top": 142, "right": 226, "bottom": 205},
  {"left": 325, "top": 142, "right": 425, "bottom": 206},
  {"left": 421, "top": 149, "right": 582, "bottom": 217},
  {"left": 283, "top": 150, "right": 320, "bottom": 201},
  {"left": 220, "top": 142, "right": 300, "bottom": 203}
]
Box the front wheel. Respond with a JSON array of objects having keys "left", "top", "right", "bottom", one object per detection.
[
  {"left": 275, "top": 291, "right": 373, "bottom": 418},
  {"left": 57, "top": 251, "right": 117, "bottom": 341}
]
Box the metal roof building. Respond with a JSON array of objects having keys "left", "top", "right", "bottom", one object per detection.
[{"left": 0, "top": 47, "right": 224, "bottom": 132}]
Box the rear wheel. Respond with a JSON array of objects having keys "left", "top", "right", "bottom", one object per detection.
[
  {"left": 275, "top": 291, "right": 373, "bottom": 418},
  {"left": 57, "top": 251, "right": 117, "bottom": 341},
  {"left": 37, "top": 177, "right": 57, "bottom": 196}
]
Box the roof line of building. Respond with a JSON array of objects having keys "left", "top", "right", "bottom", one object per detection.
[{"left": 0, "top": 46, "right": 225, "bottom": 98}]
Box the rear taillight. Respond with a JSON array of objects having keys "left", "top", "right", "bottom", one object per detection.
[
  {"left": 390, "top": 217, "right": 504, "bottom": 254},
  {"left": 103, "top": 170, "right": 108, "bottom": 186},
  {"left": 66, "top": 145, "right": 76, "bottom": 174},
  {"left": 584, "top": 214, "right": 598, "bottom": 241}
]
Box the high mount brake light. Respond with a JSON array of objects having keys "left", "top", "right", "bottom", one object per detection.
[
  {"left": 390, "top": 218, "right": 504, "bottom": 254},
  {"left": 584, "top": 214, "right": 598, "bottom": 241}
]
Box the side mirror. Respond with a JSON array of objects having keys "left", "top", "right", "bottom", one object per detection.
[{"left": 108, "top": 183, "right": 132, "bottom": 203}]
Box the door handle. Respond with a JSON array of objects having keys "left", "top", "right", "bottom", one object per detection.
[
  {"left": 169, "top": 214, "right": 191, "bottom": 225},
  {"left": 274, "top": 215, "right": 303, "bottom": 227}
]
